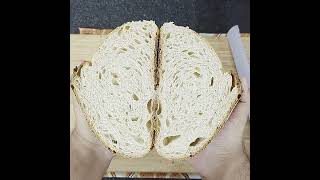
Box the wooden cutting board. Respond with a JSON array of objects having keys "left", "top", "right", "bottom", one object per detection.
[{"left": 70, "top": 33, "right": 250, "bottom": 173}]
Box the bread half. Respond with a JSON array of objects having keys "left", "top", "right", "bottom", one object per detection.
[
  {"left": 155, "top": 22, "right": 241, "bottom": 159},
  {"left": 71, "top": 20, "right": 159, "bottom": 158}
]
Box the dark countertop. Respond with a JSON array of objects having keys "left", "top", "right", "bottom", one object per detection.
[{"left": 70, "top": 0, "right": 249, "bottom": 33}]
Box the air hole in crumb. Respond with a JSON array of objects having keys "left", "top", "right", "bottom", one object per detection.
[
  {"left": 147, "top": 99, "right": 152, "bottom": 113},
  {"left": 166, "top": 33, "right": 170, "bottom": 39},
  {"left": 134, "top": 69, "right": 142, "bottom": 76},
  {"left": 157, "top": 102, "right": 162, "bottom": 115},
  {"left": 102, "top": 69, "right": 106, "bottom": 74},
  {"left": 132, "top": 94, "right": 139, "bottom": 101},
  {"left": 134, "top": 136, "right": 144, "bottom": 144},
  {"left": 166, "top": 119, "right": 170, "bottom": 127},
  {"left": 121, "top": 48, "right": 127, "bottom": 51},
  {"left": 129, "top": 104, "right": 132, "bottom": 110},
  {"left": 112, "top": 139, "right": 117, "bottom": 144},
  {"left": 189, "top": 137, "right": 205, "bottom": 146},
  {"left": 208, "top": 120, "right": 212, "bottom": 127},
  {"left": 131, "top": 117, "right": 138, "bottom": 121},
  {"left": 173, "top": 76, "right": 178, "bottom": 82},
  {"left": 210, "top": 77, "right": 214, "bottom": 86},
  {"left": 142, "top": 27, "right": 147, "bottom": 30},
  {"left": 163, "top": 135, "right": 180, "bottom": 146},
  {"left": 238, "top": 94, "right": 241, "bottom": 99},
  {"left": 118, "top": 27, "right": 123, "bottom": 35},
  {"left": 125, "top": 25, "right": 130, "bottom": 30},
  {"left": 146, "top": 54, "right": 150, "bottom": 60},
  {"left": 194, "top": 72, "right": 201, "bottom": 77},
  {"left": 125, "top": 112, "right": 128, "bottom": 115},
  {"left": 157, "top": 119, "right": 161, "bottom": 130},
  {"left": 182, "top": 50, "right": 188, "bottom": 52},
  {"left": 188, "top": 52, "right": 194, "bottom": 55},
  {"left": 108, "top": 114, "right": 112, "bottom": 118},
  {"left": 199, "top": 112, "right": 203, "bottom": 115},
  {"left": 145, "top": 39, "right": 149, "bottom": 43},
  {"left": 124, "top": 66, "right": 130, "bottom": 70},
  {"left": 134, "top": 39, "right": 141, "bottom": 44},
  {"left": 112, "top": 79, "right": 119, "bottom": 85},
  {"left": 71, "top": 85, "right": 74, "bottom": 89},
  {"left": 149, "top": 33, "right": 152, "bottom": 39},
  {"left": 128, "top": 45, "right": 135, "bottom": 50},
  {"left": 138, "top": 61, "right": 143, "bottom": 66},
  {"left": 111, "top": 73, "right": 118, "bottom": 78},
  {"left": 98, "top": 73, "right": 102, "bottom": 79},
  {"left": 146, "top": 120, "right": 151, "bottom": 130},
  {"left": 197, "top": 95, "right": 201, "bottom": 98}
]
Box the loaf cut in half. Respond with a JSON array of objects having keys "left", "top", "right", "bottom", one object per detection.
[
  {"left": 154, "top": 22, "right": 240, "bottom": 159},
  {"left": 71, "top": 20, "right": 159, "bottom": 158},
  {"left": 71, "top": 21, "right": 241, "bottom": 159}
]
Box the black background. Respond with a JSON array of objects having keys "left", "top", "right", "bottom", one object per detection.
[{"left": 70, "top": 0, "right": 250, "bottom": 33}]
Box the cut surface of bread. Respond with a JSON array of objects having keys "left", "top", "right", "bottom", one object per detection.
[
  {"left": 71, "top": 20, "right": 159, "bottom": 158},
  {"left": 71, "top": 21, "right": 241, "bottom": 159},
  {"left": 155, "top": 22, "right": 240, "bottom": 159}
]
